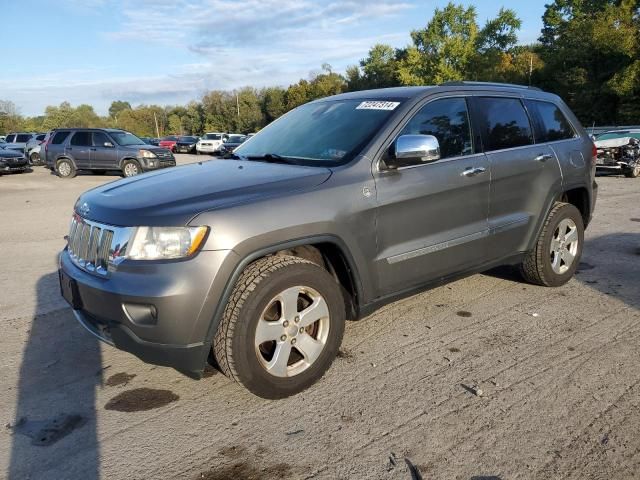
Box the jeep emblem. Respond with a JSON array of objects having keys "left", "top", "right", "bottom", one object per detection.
[{"left": 78, "top": 202, "right": 90, "bottom": 216}]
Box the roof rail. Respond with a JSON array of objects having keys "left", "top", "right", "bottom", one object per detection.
[{"left": 440, "top": 81, "right": 542, "bottom": 91}]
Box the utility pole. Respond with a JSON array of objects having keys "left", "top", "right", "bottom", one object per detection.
[
  {"left": 236, "top": 93, "right": 240, "bottom": 117},
  {"left": 153, "top": 112, "right": 160, "bottom": 138},
  {"left": 529, "top": 54, "right": 533, "bottom": 86}
]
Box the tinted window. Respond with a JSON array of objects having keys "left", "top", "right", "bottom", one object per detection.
[
  {"left": 52, "top": 131, "right": 70, "bottom": 144},
  {"left": 475, "top": 97, "right": 533, "bottom": 151},
  {"left": 16, "top": 134, "right": 31, "bottom": 142},
  {"left": 5, "top": 134, "right": 15, "bottom": 142},
  {"left": 36, "top": 134, "right": 46, "bottom": 141},
  {"left": 178, "top": 136, "right": 198, "bottom": 142},
  {"left": 526, "top": 100, "right": 575, "bottom": 142},
  {"left": 204, "top": 134, "right": 222, "bottom": 140},
  {"left": 399, "top": 98, "right": 473, "bottom": 159},
  {"left": 93, "top": 132, "right": 111, "bottom": 146},
  {"left": 70, "top": 131, "right": 92, "bottom": 146}
]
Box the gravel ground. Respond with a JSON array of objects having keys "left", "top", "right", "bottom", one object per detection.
[{"left": 1, "top": 157, "right": 639, "bottom": 480}]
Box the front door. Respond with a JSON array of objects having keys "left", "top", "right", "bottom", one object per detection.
[
  {"left": 373, "top": 97, "right": 491, "bottom": 296},
  {"left": 91, "top": 131, "right": 118, "bottom": 169}
]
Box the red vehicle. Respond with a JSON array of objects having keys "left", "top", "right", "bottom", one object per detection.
[{"left": 159, "top": 135, "right": 179, "bottom": 152}]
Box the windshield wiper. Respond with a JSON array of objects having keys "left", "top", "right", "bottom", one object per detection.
[{"left": 245, "top": 153, "right": 299, "bottom": 165}]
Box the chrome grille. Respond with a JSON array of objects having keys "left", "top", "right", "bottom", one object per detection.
[{"left": 67, "top": 215, "right": 116, "bottom": 275}]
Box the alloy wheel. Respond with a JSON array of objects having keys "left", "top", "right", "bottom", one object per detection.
[{"left": 549, "top": 218, "right": 579, "bottom": 274}]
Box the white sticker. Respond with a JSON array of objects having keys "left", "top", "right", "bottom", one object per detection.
[{"left": 356, "top": 101, "right": 400, "bottom": 111}]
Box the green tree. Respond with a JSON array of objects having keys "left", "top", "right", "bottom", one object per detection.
[
  {"left": 108, "top": 100, "right": 132, "bottom": 119},
  {"left": 347, "top": 44, "right": 399, "bottom": 90},
  {"left": 0, "top": 100, "right": 23, "bottom": 133}
]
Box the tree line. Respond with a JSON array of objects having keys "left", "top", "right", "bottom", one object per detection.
[{"left": 1, "top": 1, "right": 638, "bottom": 137}]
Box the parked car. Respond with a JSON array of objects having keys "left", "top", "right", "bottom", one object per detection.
[
  {"left": 219, "top": 134, "right": 247, "bottom": 155},
  {"left": 45, "top": 128, "right": 176, "bottom": 178},
  {"left": 159, "top": 135, "right": 179, "bottom": 152},
  {"left": 0, "top": 144, "right": 29, "bottom": 174},
  {"left": 595, "top": 129, "right": 640, "bottom": 142},
  {"left": 26, "top": 133, "right": 48, "bottom": 165},
  {"left": 174, "top": 136, "right": 199, "bottom": 154},
  {"left": 140, "top": 137, "right": 161, "bottom": 146},
  {"left": 59, "top": 82, "right": 596, "bottom": 399},
  {"left": 594, "top": 134, "right": 640, "bottom": 178},
  {"left": 196, "top": 132, "right": 227, "bottom": 154},
  {"left": 3, "top": 132, "right": 34, "bottom": 153}
]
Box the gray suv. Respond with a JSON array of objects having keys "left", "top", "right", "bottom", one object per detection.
[
  {"left": 45, "top": 128, "right": 176, "bottom": 178},
  {"left": 59, "top": 82, "right": 597, "bottom": 399}
]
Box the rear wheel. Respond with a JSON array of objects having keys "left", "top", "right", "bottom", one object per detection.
[
  {"left": 213, "top": 255, "right": 345, "bottom": 399},
  {"left": 56, "top": 158, "right": 76, "bottom": 179},
  {"left": 519, "top": 202, "right": 584, "bottom": 287},
  {"left": 29, "top": 152, "right": 41, "bottom": 165},
  {"left": 122, "top": 159, "right": 141, "bottom": 177}
]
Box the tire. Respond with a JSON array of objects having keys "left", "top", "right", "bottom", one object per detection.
[
  {"left": 624, "top": 164, "right": 640, "bottom": 178},
  {"left": 519, "top": 202, "right": 584, "bottom": 287},
  {"left": 56, "top": 158, "right": 76, "bottom": 179},
  {"left": 121, "top": 159, "right": 142, "bottom": 177},
  {"left": 213, "top": 255, "right": 345, "bottom": 399},
  {"left": 29, "top": 152, "right": 42, "bottom": 166}
]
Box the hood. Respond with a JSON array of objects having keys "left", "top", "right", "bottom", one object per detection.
[
  {"left": 0, "top": 148, "right": 25, "bottom": 158},
  {"left": 76, "top": 160, "right": 332, "bottom": 226}
]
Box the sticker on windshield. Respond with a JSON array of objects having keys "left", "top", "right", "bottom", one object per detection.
[{"left": 356, "top": 101, "right": 400, "bottom": 111}]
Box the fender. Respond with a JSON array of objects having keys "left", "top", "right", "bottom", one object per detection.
[
  {"left": 55, "top": 155, "right": 76, "bottom": 169},
  {"left": 119, "top": 156, "right": 139, "bottom": 169},
  {"left": 198, "top": 234, "right": 364, "bottom": 366}
]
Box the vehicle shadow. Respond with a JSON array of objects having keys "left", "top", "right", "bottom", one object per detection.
[
  {"left": 8, "top": 272, "right": 102, "bottom": 480},
  {"left": 484, "top": 232, "right": 640, "bottom": 310}
]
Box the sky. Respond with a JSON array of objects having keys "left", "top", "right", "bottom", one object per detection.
[{"left": 1, "top": 0, "right": 548, "bottom": 116}]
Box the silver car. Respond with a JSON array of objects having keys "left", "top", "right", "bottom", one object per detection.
[{"left": 59, "top": 82, "right": 597, "bottom": 399}]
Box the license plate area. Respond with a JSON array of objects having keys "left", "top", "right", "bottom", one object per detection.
[{"left": 59, "top": 269, "right": 83, "bottom": 310}]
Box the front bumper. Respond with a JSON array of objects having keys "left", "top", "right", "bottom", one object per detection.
[
  {"left": 196, "top": 144, "right": 220, "bottom": 153},
  {"left": 1, "top": 159, "right": 29, "bottom": 172},
  {"left": 139, "top": 157, "right": 176, "bottom": 171},
  {"left": 59, "top": 247, "right": 234, "bottom": 376}
]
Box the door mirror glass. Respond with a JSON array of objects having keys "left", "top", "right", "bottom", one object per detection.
[{"left": 387, "top": 134, "right": 440, "bottom": 169}]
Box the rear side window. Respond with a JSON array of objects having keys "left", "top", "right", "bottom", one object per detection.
[
  {"left": 475, "top": 97, "right": 533, "bottom": 151},
  {"left": 52, "top": 131, "right": 70, "bottom": 144},
  {"left": 36, "top": 134, "right": 46, "bottom": 141},
  {"left": 400, "top": 98, "right": 473, "bottom": 159},
  {"left": 5, "top": 134, "right": 15, "bottom": 142},
  {"left": 525, "top": 100, "right": 575, "bottom": 142},
  {"left": 16, "top": 134, "right": 31, "bottom": 142},
  {"left": 70, "top": 131, "right": 92, "bottom": 146}
]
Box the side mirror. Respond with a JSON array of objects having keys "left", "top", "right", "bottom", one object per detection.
[
  {"left": 104, "top": 142, "right": 114, "bottom": 148},
  {"left": 386, "top": 134, "right": 440, "bottom": 169}
]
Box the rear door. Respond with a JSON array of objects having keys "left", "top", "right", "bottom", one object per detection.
[
  {"left": 47, "top": 131, "right": 71, "bottom": 166},
  {"left": 91, "top": 131, "right": 118, "bottom": 169},
  {"left": 469, "top": 96, "right": 561, "bottom": 260},
  {"left": 373, "top": 96, "right": 491, "bottom": 295},
  {"left": 66, "top": 131, "right": 92, "bottom": 168}
]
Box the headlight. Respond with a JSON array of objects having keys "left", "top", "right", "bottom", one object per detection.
[
  {"left": 127, "top": 226, "right": 209, "bottom": 260},
  {"left": 138, "top": 149, "right": 157, "bottom": 158}
]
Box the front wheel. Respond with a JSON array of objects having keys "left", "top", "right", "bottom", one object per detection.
[
  {"left": 213, "top": 255, "right": 345, "bottom": 399},
  {"left": 519, "top": 202, "right": 584, "bottom": 287},
  {"left": 624, "top": 163, "right": 640, "bottom": 178},
  {"left": 30, "top": 152, "right": 42, "bottom": 165},
  {"left": 121, "top": 159, "right": 142, "bottom": 177}
]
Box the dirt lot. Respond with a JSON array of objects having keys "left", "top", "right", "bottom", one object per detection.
[{"left": 1, "top": 157, "right": 639, "bottom": 480}]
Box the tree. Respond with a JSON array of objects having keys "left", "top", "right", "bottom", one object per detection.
[
  {"left": 261, "top": 87, "right": 287, "bottom": 123},
  {"left": 347, "top": 44, "right": 399, "bottom": 90},
  {"left": 0, "top": 100, "right": 22, "bottom": 133},
  {"left": 108, "top": 100, "right": 132, "bottom": 119}
]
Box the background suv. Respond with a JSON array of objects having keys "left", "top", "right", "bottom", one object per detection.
[
  {"left": 196, "top": 132, "right": 227, "bottom": 154},
  {"left": 60, "top": 83, "right": 596, "bottom": 399},
  {"left": 45, "top": 128, "right": 176, "bottom": 178},
  {"left": 3, "top": 132, "right": 34, "bottom": 154}
]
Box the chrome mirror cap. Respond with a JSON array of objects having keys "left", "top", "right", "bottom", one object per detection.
[{"left": 394, "top": 134, "right": 441, "bottom": 163}]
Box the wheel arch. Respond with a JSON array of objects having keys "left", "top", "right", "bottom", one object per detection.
[
  {"left": 560, "top": 186, "right": 591, "bottom": 227},
  {"left": 200, "top": 235, "right": 364, "bottom": 365},
  {"left": 119, "top": 156, "right": 139, "bottom": 169}
]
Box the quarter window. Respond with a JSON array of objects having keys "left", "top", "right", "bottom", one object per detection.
[
  {"left": 399, "top": 98, "right": 473, "bottom": 159},
  {"left": 475, "top": 97, "right": 533, "bottom": 151},
  {"left": 16, "top": 134, "right": 31, "bottom": 142},
  {"left": 525, "top": 100, "right": 575, "bottom": 142},
  {"left": 70, "top": 131, "right": 92, "bottom": 146},
  {"left": 52, "top": 131, "right": 70, "bottom": 144}
]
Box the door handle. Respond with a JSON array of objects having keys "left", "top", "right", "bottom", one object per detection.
[
  {"left": 461, "top": 167, "right": 486, "bottom": 177},
  {"left": 90, "top": 148, "right": 96, "bottom": 151},
  {"left": 535, "top": 153, "right": 554, "bottom": 162}
]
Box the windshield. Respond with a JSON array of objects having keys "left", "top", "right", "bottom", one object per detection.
[
  {"left": 596, "top": 131, "right": 640, "bottom": 141},
  {"left": 227, "top": 135, "right": 246, "bottom": 143},
  {"left": 235, "top": 99, "right": 401, "bottom": 165},
  {"left": 110, "top": 131, "right": 145, "bottom": 146},
  {"left": 203, "top": 133, "right": 222, "bottom": 140},
  {"left": 163, "top": 136, "right": 178, "bottom": 141},
  {"left": 179, "top": 136, "right": 198, "bottom": 143}
]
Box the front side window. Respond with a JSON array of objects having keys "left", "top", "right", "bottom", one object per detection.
[
  {"left": 110, "top": 131, "right": 145, "bottom": 146},
  {"left": 526, "top": 100, "right": 575, "bottom": 142},
  {"left": 52, "top": 131, "right": 70, "bottom": 144},
  {"left": 92, "top": 132, "right": 111, "bottom": 146},
  {"left": 236, "top": 99, "right": 401, "bottom": 165},
  {"left": 399, "top": 98, "right": 473, "bottom": 159},
  {"left": 70, "top": 131, "right": 92, "bottom": 146},
  {"left": 475, "top": 97, "right": 533, "bottom": 151}
]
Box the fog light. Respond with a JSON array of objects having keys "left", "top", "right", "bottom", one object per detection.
[{"left": 122, "top": 303, "right": 158, "bottom": 326}]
